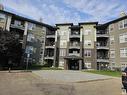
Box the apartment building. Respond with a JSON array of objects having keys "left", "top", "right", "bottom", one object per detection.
[
  {"left": 108, "top": 16, "right": 127, "bottom": 70},
  {"left": 0, "top": 9, "right": 127, "bottom": 70},
  {"left": 95, "top": 14, "right": 127, "bottom": 70},
  {"left": 56, "top": 22, "right": 97, "bottom": 70},
  {"left": 0, "top": 10, "right": 56, "bottom": 66}
]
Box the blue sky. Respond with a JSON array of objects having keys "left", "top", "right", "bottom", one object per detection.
[{"left": 1, "top": 0, "right": 127, "bottom": 25}]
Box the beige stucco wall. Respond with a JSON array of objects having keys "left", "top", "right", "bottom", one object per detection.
[
  {"left": 57, "top": 25, "right": 71, "bottom": 48},
  {"left": 80, "top": 24, "right": 96, "bottom": 49},
  {"left": 109, "top": 20, "right": 127, "bottom": 68}
]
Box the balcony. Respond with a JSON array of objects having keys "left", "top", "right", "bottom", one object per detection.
[
  {"left": 69, "top": 53, "right": 80, "bottom": 56},
  {"left": 69, "top": 34, "right": 80, "bottom": 38},
  {"left": 97, "top": 45, "right": 109, "bottom": 50},
  {"left": 44, "top": 54, "right": 54, "bottom": 60},
  {"left": 97, "top": 56, "right": 109, "bottom": 63},
  {"left": 69, "top": 43, "right": 80, "bottom": 49},
  {"left": 97, "top": 30, "right": 109, "bottom": 38},
  {"left": 10, "top": 24, "right": 25, "bottom": 30},
  {"left": 70, "top": 31, "right": 80, "bottom": 38},
  {"left": 46, "top": 32, "right": 55, "bottom": 38},
  {"left": 44, "top": 56, "right": 54, "bottom": 60},
  {"left": 97, "top": 58, "right": 109, "bottom": 63},
  {"left": 97, "top": 34, "right": 109, "bottom": 38},
  {"left": 45, "top": 42, "right": 55, "bottom": 49},
  {"left": 96, "top": 42, "right": 109, "bottom": 50}
]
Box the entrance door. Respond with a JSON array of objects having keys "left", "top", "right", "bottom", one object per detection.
[{"left": 68, "top": 60, "right": 79, "bottom": 70}]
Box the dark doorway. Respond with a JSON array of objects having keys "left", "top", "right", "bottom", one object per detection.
[
  {"left": 68, "top": 60, "right": 79, "bottom": 70},
  {"left": 44, "top": 59, "right": 54, "bottom": 67}
]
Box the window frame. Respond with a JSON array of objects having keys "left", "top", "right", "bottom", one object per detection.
[{"left": 84, "top": 50, "right": 91, "bottom": 57}]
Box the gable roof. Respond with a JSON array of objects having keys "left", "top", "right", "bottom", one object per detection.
[{"left": 0, "top": 10, "right": 56, "bottom": 30}]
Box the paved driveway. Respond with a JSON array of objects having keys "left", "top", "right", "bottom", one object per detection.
[
  {"left": 0, "top": 71, "right": 122, "bottom": 95},
  {"left": 33, "top": 70, "right": 112, "bottom": 82}
]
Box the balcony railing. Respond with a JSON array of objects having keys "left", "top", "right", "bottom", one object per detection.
[
  {"left": 97, "top": 30, "right": 108, "bottom": 34},
  {"left": 69, "top": 34, "right": 80, "bottom": 38},
  {"left": 46, "top": 34, "right": 55, "bottom": 38},
  {"left": 97, "top": 58, "right": 109, "bottom": 63},
  {"left": 69, "top": 53, "right": 80, "bottom": 56},
  {"left": 97, "top": 34, "right": 109, "bottom": 38},
  {"left": 44, "top": 56, "right": 54, "bottom": 60},
  {"left": 10, "top": 24, "right": 25, "bottom": 30},
  {"left": 97, "top": 45, "right": 109, "bottom": 50},
  {"left": 46, "top": 32, "right": 55, "bottom": 36}
]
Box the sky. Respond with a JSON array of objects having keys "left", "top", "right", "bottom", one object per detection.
[{"left": 0, "top": 0, "right": 127, "bottom": 25}]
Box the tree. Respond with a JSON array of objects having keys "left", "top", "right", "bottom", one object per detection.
[{"left": 0, "top": 29, "right": 22, "bottom": 68}]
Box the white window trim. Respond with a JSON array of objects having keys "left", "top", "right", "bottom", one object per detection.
[
  {"left": 110, "top": 49, "right": 115, "bottom": 58},
  {"left": 120, "top": 48, "right": 127, "bottom": 58},
  {"left": 119, "top": 33, "right": 127, "bottom": 43},
  {"left": 119, "top": 19, "right": 127, "bottom": 30},
  {"left": 84, "top": 50, "right": 91, "bottom": 57},
  {"left": 109, "top": 24, "right": 114, "bottom": 32},
  {"left": 110, "top": 36, "right": 114, "bottom": 45}
]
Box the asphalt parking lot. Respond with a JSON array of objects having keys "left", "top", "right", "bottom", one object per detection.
[{"left": 0, "top": 70, "right": 122, "bottom": 95}]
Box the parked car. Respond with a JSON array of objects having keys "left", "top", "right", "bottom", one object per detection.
[{"left": 122, "top": 67, "right": 127, "bottom": 92}]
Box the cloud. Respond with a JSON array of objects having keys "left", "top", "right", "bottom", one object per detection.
[
  {"left": 1, "top": 0, "right": 82, "bottom": 25},
  {"left": 1, "top": 0, "right": 127, "bottom": 24},
  {"left": 63, "top": 0, "right": 127, "bottom": 23}
]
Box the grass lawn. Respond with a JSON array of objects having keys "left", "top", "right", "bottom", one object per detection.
[{"left": 84, "top": 70, "right": 121, "bottom": 77}]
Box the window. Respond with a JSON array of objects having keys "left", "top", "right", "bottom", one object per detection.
[
  {"left": 14, "top": 20, "right": 21, "bottom": 26},
  {"left": 28, "top": 22, "right": 36, "bottom": 30},
  {"left": 119, "top": 19, "right": 127, "bottom": 29},
  {"left": 84, "top": 50, "right": 91, "bottom": 57},
  {"left": 119, "top": 20, "right": 124, "bottom": 29},
  {"left": 110, "top": 36, "right": 114, "bottom": 45},
  {"left": 110, "top": 50, "right": 115, "bottom": 58},
  {"left": 120, "top": 48, "right": 127, "bottom": 57},
  {"left": 60, "top": 49, "right": 66, "bottom": 56},
  {"left": 119, "top": 33, "right": 127, "bottom": 43},
  {"left": 84, "top": 30, "right": 91, "bottom": 35},
  {"left": 124, "top": 19, "right": 127, "bottom": 28},
  {"left": 109, "top": 24, "right": 114, "bottom": 32},
  {"left": 84, "top": 40, "right": 92, "bottom": 46},
  {"left": 85, "top": 63, "right": 91, "bottom": 69},
  {"left": 27, "top": 33, "right": 35, "bottom": 42},
  {"left": 0, "top": 13, "right": 5, "bottom": 23}
]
